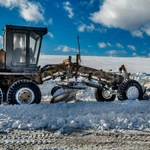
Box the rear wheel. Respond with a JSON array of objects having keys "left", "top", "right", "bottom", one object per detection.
[
  {"left": 118, "top": 79, "right": 143, "bottom": 100},
  {"left": 94, "top": 88, "right": 116, "bottom": 102},
  {"left": 7, "top": 79, "right": 41, "bottom": 104}
]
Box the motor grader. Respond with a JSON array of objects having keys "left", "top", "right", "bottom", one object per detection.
[{"left": 0, "top": 25, "right": 144, "bottom": 104}]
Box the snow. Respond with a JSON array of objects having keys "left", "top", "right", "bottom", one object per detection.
[
  {"left": 1, "top": 55, "right": 150, "bottom": 133},
  {"left": 0, "top": 100, "right": 150, "bottom": 134}
]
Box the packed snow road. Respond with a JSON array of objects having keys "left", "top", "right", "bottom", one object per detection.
[{"left": 0, "top": 129, "right": 150, "bottom": 150}]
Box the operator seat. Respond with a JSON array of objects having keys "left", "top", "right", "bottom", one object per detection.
[{"left": 0, "top": 49, "right": 5, "bottom": 70}]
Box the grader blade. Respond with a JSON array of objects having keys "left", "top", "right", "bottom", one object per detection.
[{"left": 50, "top": 89, "right": 79, "bottom": 103}]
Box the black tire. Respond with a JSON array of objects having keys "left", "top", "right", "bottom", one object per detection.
[
  {"left": 118, "top": 79, "right": 143, "bottom": 100},
  {"left": 7, "top": 79, "right": 41, "bottom": 105},
  {"left": 0, "top": 88, "right": 3, "bottom": 104},
  {"left": 51, "top": 86, "right": 61, "bottom": 96},
  {"left": 94, "top": 88, "right": 116, "bottom": 102}
]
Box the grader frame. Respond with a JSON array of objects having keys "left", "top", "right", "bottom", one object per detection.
[{"left": 0, "top": 25, "right": 144, "bottom": 104}]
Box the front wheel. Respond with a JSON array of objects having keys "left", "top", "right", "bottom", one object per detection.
[
  {"left": 94, "top": 88, "right": 116, "bottom": 102},
  {"left": 118, "top": 79, "right": 143, "bottom": 100},
  {"left": 7, "top": 79, "right": 41, "bottom": 105}
]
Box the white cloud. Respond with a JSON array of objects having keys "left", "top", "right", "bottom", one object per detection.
[
  {"left": 78, "top": 24, "right": 95, "bottom": 32},
  {"left": 133, "top": 52, "right": 138, "bottom": 57},
  {"left": 78, "top": 23, "right": 106, "bottom": 33},
  {"left": 47, "top": 32, "right": 54, "bottom": 39},
  {"left": 107, "top": 42, "right": 112, "bottom": 47},
  {"left": 116, "top": 43, "right": 124, "bottom": 49},
  {"left": 44, "top": 18, "right": 53, "bottom": 26},
  {"left": 20, "top": 2, "right": 44, "bottom": 22},
  {"left": 63, "top": 1, "right": 74, "bottom": 19},
  {"left": 90, "top": 0, "right": 150, "bottom": 37},
  {"left": 148, "top": 53, "right": 150, "bottom": 57},
  {"left": 106, "top": 50, "right": 127, "bottom": 56},
  {"left": 131, "top": 30, "right": 143, "bottom": 38},
  {"left": 48, "top": 18, "right": 53, "bottom": 25},
  {"left": 0, "top": 0, "right": 18, "bottom": 8},
  {"left": 55, "top": 45, "right": 77, "bottom": 53},
  {"left": 95, "top": 28, "right": 107, "bottom": 33},
  {"left": 127, "top": 45, "right": 136, "bottom": 51},
  {"left": 106, "top": 50, "right": 117, "bottom": 56},
  {"left": 98, "top": 42, "right": 107, "bottom": 48},
  {"left": 142, "top": 28, "right": 150, "bottom": 36},
  {"left": 0, "top": 0, "right": 44, "bottom": 23},
  {"left": 0, "top": 36, "right": 3, "bottom": 45},
  {"left": 98, "top": 42, "right": 124, "bottom": 49},
  {"left": 90, "top": 0, "right": 95, "bottom": 4}
]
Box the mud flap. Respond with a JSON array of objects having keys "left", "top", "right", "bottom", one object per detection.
[{"left": 50, "top": 89, "right": 79, "bottom": 103}]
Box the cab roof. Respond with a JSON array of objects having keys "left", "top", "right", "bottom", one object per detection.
[{"left": 4, "top": 25, "right": 48, "bottom": 37}]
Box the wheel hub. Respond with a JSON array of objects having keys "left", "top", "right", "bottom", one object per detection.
[
  {"left": 20, "top": 92, "right": 30, "bottom": 101},
  {"left": 16, "top": 88, "right": 35, "bottom": 104},
  {"left": 126, "top": 86, "right": 139, "bottom": 100},
  {"left": 102, "top": 90, "right": 112, "bottom": 99}
]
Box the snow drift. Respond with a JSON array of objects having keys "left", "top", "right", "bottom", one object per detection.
[{"left": 0, "top": 100, "right": 150, "bottom": 134}]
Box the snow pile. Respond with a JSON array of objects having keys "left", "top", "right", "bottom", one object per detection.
[
  {"left": 0, "top": 100, "right": 150, "bottom": 133},
  {"left": 131, "top": 72, "right": 150, "bottom": 84}
]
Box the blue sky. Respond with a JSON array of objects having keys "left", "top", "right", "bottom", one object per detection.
[{"left": 0, "top": 0, "right": 150, "bottom": 57}]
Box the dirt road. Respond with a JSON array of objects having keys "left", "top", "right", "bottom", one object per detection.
[{"left": 0, "top": 129, "right": 150, "bottom": 150}]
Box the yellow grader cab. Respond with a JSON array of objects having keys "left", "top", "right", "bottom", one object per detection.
[{"left": 0, "top": 25, "right": 144, "bottom": 104}]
